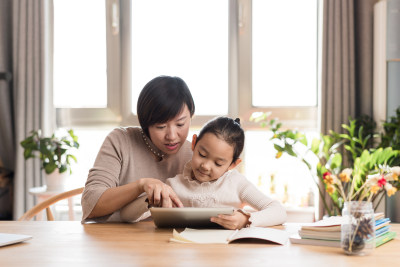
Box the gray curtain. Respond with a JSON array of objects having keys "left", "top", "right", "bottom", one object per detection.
[
  {"left": 319, "top": 0, "right": 379, "bottom": 219},
  {"left": 0, "top": 0, "right": 54, "bottom": 220},
  {"left": 0, "top": 1, "right": 14, "bottom": 171}
]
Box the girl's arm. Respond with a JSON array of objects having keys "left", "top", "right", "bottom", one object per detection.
[
  {"left": 210, "top": 175, "right": 287, "bottom": 229},
  {"left": 238, "top": 180, "right": 287, "bottom": 227}
]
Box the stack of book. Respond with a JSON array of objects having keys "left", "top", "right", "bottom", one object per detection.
[{"left": 289, "top": 213, "right": 397, "bottom": 247}]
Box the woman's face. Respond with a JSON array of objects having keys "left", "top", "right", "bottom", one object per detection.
[{"left": 148, "top": 105, "right": 191, "bottom": 156}]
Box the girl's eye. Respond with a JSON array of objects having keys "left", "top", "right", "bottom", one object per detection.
[
  {"left": 177, "top": 124, "right": 184, "bottom": 127},
  {"left": 199, "top": 152, "right": 205, "bottom": 158}
]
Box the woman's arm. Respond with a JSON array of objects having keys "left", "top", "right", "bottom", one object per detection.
[
  {"left": 89, "top": 178, "right": 183, "bottom": 218},
  {"left": 88, "top": 180, "right": 142, "bottom": 218}
]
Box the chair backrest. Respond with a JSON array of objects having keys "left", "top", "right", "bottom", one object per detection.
[{"left": 18, "top": 187, "right": 84, "bottom": 221}]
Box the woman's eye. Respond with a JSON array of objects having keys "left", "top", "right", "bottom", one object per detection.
[
  {"left": 156, "top": 126, "right": 166, "bottom": 129},
  {"left": 215, "top": 163, "right": 222, "bottom": 167}
]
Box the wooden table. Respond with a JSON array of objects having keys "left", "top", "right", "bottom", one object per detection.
[{"left": 0, "top": 221, "right": 398, "bottom": 266}]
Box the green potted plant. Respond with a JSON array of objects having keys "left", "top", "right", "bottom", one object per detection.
[
  {"left": 250, "top": 112, "right": 400, "bottom": 217},
  {"left": 20, "top": 129, "right": 79, "bottom": 191}
]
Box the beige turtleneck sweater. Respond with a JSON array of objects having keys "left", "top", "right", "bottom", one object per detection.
[{"left": 81, "top": 127, "right": 193, "bottom": 223}]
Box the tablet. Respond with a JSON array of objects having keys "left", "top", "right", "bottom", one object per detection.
[{"left": 149, "top": 207, "right": 235, "bottom": 228}]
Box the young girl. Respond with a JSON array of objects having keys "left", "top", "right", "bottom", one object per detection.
[{"left": 165, "top": 117, "right": 287, "bottom": 230}]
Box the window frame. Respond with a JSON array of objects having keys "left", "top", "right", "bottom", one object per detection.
[{"left": 56, "top": 0, "right": 321, "bottom": 132}]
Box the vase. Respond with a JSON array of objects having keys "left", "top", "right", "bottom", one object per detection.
[
  {"left": 44, "top": 169, "right": 68, "bottom": 192},
  {"left": 341, "top": 201, "right": 375, "bottom": 256}
]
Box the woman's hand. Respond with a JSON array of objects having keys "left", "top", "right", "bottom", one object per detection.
[
  {"left": 139, "top": 178, "right": 183, "bottom": 208},
  {"left": 210, "top": 210, "right": 250, "bottom": 230}
]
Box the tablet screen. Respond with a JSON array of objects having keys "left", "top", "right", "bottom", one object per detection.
[{"left": 149, "top": 207, "right": 235, "bottom": 228}]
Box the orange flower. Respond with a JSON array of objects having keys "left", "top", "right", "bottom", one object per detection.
[
  {"left": 385, "top": 184, "right": 397, "bottom": 197},
  {"left": 323, "top": 172, "right": 334, "bottom": 184},
  {"left": 339, "top": 168, "right": 352, "bottom": 182},
  {"left": 370, "top": 185, "right": 380, "bottom": 194},
  {"left": 326, "top": 184, "right": 335, "bottom": 194},
  {"left": 275, "top": 151, "right": 282, "bottom": 159}
]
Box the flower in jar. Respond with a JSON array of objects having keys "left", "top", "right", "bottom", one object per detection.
[
  {"left": 385, "top": 183, "right": 397, "bottom": 197},
  {"left": 326, "top": 184, "right": 336, "bottom": 194},
  {"left": 390, "top": 166, "right": 400, "bottom": 181},
  {"left": 377, "top": 175, "right": 387, "bottom": 188},
  {"left": 366, "top": 173, "right": 381, "bottom": 185},
  {"left": 370, "top": 185, "right": 381, "bottom": 194},
  {"left": 323, "top": 172, "right": 334, "bottom": 184},
  {"left": 339, "top": 168, "right": 352, "bottom": 183}
]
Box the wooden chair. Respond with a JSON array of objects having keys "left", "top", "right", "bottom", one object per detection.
[{"left": 18, "top": 187, "right": 84, "bottom": 221}]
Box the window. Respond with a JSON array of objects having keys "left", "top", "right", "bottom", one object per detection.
[
  {"left": 131, "top": 0, "right": 228, "bottom": 116},
  {"left": 54, "top": 0, "right": 107, "bottom": 108},
  {"left": 54, "top": 0, "right": 321, "bottom": 209},
  {"left": 252, "top": 0, "right": 318, "bottom": 107}
]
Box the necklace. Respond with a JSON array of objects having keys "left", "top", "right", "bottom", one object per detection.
[{"left": 140, "top": 129, "right": 165, "bottom": 159}]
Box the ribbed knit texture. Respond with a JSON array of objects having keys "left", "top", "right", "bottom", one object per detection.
[{"left": 166, "top": 161, "right": 287, "bottom": 226}]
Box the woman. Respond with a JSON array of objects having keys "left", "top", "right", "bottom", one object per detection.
[{"left": 81, "top": 76, "right": 195, "bottom": 223}]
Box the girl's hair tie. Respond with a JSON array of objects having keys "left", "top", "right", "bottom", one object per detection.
[{"left": 234, "top": 118, "right": 241, "bottom": 125}]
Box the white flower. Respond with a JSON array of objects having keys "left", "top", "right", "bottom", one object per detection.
[
  {"left": 366, "top": 173, "right": 380, "bottom": 184},
  {"left": 384, "top": 172, "right": 396, "bottom": 181},
  {"left": 390, "top": 166, "right": 400, "bottom": 176}
]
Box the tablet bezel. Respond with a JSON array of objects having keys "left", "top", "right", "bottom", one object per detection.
[{"left": 149, "top": 207, "right": 235, "bottom": 228}]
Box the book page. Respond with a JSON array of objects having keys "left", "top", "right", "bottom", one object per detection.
[
  {"left": 229, "top": 227, "right": 288, "bottom": 245},
  {"left": 170, "top": 228, "right": 234, "bottom": 244}
]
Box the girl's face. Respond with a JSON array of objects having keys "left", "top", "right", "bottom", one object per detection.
[
  {"left": 191, "top": 132, "right": 236, "bottom": 182},
  {"left": 148, "top": 105, "right": 191, "bottom": 156}
]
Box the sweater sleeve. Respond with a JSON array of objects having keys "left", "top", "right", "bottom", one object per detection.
[
  {"left": 238, "top": 178, "right": 287, "bottom": 227},
  {"left": 119, "top": 194, "right": 151, "bottom": 222},
  {"left": 81, "top": 128, "right": 127, "bottom": 222}
]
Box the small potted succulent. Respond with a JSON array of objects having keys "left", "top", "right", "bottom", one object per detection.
[{"left": 20, "top": 129, "right": 79, "bottom": 191}]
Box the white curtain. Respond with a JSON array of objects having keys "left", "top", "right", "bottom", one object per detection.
[{"left": 11, "top": 0, "right": 54, "bottom": 220}]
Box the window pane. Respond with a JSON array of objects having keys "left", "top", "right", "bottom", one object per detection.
[
  {"left": 244, "top": 131, "right": 318, "bottom": 207},
  {"left": 66, "top": 127, "right": 112, "bottom": 189},
  {"left": 53, "top": 0, "right": 107, "bottom": 108},
  {"left": 252, "top": 0, "right": 318, "bottom": 107},
  {"left": 131, "top": 0, "right": 228, "bottom": 115}
]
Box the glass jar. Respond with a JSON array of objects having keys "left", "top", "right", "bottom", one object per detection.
[{"left": 341, "top": 201, "right": 375, "bottom": 255}]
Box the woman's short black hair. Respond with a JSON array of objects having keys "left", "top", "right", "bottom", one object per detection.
[
  {"left": 197, "top": 117, "right": 245, "bottom": 164},
  {"left": 137, "top": 76, "right": 195, "bottom": 136}
]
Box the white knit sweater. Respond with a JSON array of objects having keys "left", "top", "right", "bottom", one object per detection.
[{"left": 166, "top": 161, "right": 287, "bottom": 227}]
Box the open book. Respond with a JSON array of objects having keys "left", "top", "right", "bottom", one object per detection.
[{"left": 170, "top": 227, "right": 288, "bottom": 245}]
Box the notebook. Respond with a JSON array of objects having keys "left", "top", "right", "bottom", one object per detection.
[
  {"left": 170, "top": 227, "right": 289, "bottom": 245},
  {"left": 149, "top": 207, "right": 235, "bottom": 228},
  {"left": 0, "top": 233, "right": 32, "bottom": 247}
]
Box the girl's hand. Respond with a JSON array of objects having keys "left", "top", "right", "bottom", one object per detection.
[
  {"left": 139, "top": 178, "right": 183, "bottom": 208},
  {"left": 210, "top": 210, "right": 250, "bottom": 230}
]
